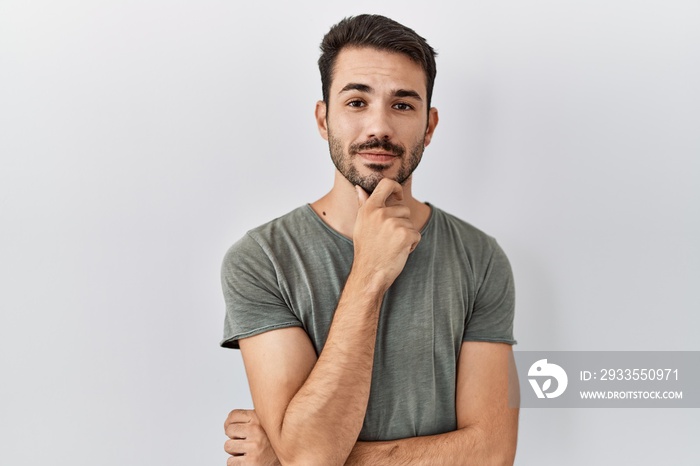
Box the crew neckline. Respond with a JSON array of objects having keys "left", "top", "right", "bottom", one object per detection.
[{"left": 303, "top": 203, "right": 436, "bottom": 245}]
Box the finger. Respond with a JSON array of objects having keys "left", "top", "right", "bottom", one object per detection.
[
  {"left": 224, "top": 438, "right": 250, "bottom": 455},
  {"left": 227, "top": 455, "right": 244, "bottom": 466},
  {"left": 368, "top": 178, "right": 403, "bottom": 207},
  {"left": 355, "top": 185, "right": 369, "bottom": 206},
  {"left": 404, "top": 229, "right": 422, "bottom": 251},
  {"left": 383, "top": 205, "right": 412, "bottom": 220},
  {"left": 224, "top": 409, "right": 253, "bottom": 429},
  {"left": 384, "top": 192, "right": 405, "bottom": 208},
  {"left": 225, "top": 421, "right": 251, "bottom": 440},
  {"left": 409, "top": 232, "right": 422, "bottom": 253}
]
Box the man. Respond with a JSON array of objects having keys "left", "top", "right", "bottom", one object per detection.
[{"left": 220, "top": 14, "right": 519, "bottom": 466}]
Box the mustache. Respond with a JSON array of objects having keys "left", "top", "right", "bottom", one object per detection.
[{"left": 349, "top": 138, "right": 405, "bottom": 157}]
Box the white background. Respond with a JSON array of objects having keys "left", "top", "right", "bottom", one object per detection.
[{"left": 1, "top": 1, "right": 698, "bottom": 464}]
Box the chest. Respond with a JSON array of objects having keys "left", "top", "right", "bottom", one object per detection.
[{"left": 278, "top": 240, "right": 474, "bottom": 358}]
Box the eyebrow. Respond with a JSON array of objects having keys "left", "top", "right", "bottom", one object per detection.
[
  {"left": 393, "top": 89, "right": 422, "bottom": 101},
  {"left": 338, "top": 83, "right": 423, "bottom": 101},
  {"left": 340, "top": 83, "right": 372, "bottom": 94}
]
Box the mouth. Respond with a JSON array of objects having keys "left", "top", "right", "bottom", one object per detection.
[
  {"left": 357, "top": 151, "right": 398, "bottom": 163},
  {"left": 350, "top": 138, "right": 405, "bottom": 161}
]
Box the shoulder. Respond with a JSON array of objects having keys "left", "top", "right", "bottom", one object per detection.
[
  {"left": 222, "top": 206, "right": 313, "bottom": 269},
  {"left": 228, "top": 205, "right": 314, "bottom": 250},
  {"left": 426, "top": 205, "right": 513, "bottom": 290},
  {"left": 428, "top": 205, "right": 502, "bottom": 257},
  {"left": 246, "top": 205, "right": 314, "bottom": 244}
]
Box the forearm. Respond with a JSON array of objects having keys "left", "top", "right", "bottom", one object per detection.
[
  {"left": 245, "top": 180, "right": 419, "bottom": 465},
  {"left": 271, "top": 271, "right": 385, "bottom": 465},
  {"left": 345, "top": 422, "right": 517, "bottom": 466}
]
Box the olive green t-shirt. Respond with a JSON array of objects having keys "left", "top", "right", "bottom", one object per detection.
[{"left": 221, "top": 204, "right": 515, "bottom": 441}]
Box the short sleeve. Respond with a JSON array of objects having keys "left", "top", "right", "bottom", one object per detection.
[
  {"left": 220, "top": 233, "right": 302, "bottom": 349},
  {"left": 463, "top": 238, "right": 517, "bottom": 344}
]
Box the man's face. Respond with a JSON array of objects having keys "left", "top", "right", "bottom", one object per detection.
[{"left": 316, "top": 47, "right": 438, "bottom": 193}]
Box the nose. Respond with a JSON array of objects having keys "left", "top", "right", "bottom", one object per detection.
[{"left": 364, "top": 106, "right": 394, "bottom": 140}]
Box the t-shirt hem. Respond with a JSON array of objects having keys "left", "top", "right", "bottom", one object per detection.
[
  {"left": 462, "top": 336, "right": 517, "bottom": 345},
  {"left": 220, "top": 322, "right": 304, "bottom": 349}
]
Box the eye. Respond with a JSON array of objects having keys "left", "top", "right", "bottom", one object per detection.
[
  {"left": 347, "top": 99, "right": 366, "bottom": 108},
  {"left": 393, "top": 102, "right": 414, "bottom": 111}
]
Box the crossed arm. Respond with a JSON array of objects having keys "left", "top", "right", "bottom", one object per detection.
[
  {"left": 345, "top": 340, "right": 519, "bottom": 465},
  {"left": 224, "top": 180, "right": 519, "bottom": 465},
  {"left": 226, "top": 329, "right": 519, "bottom": 466}
]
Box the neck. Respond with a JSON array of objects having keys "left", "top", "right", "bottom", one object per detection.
[{"left": 310, "top": 170, "right": 431, "bottom": 239}]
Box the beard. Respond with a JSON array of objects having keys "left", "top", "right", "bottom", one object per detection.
[{"left": 328, "top": 130, "right": 425, "bottom": 194}]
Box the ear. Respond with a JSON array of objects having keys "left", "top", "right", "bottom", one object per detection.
[
  {"left": 315, "top": 100, "right": 328, "bottom": 141},
  {"left": 423, "top": 107, "right": 439, "bottom": 147}
]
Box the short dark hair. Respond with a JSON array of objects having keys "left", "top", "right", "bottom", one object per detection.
[{"left": 318, "top": 15, "right": 438, "bottom": 109}]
